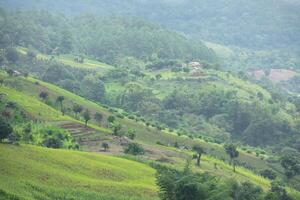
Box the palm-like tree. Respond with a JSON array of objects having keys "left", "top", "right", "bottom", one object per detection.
[
  {"left": 192, "top": 144, "right": 205, "bottom": 167},
  {"left": 224, "top": 144, "right": 239, "bottom": 172},
  {"left": 56, "top": 96, "right": 65, "bottom": 115}
]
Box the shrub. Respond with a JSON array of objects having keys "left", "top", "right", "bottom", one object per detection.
[
  {"left": 101, "top": 142, "right": 109, "bottom": 151},
  {"left": 260, "top": 169, "right": 277, "bottom": 180},
  {"left": 43, "top": 137, "right": 63, "bottom": 149},
  {"left": 233, "top": 182, "right": 263, "bottom": 200},
  {"left": 116, "top": 113, "right": 124, "bottom": 119},
  {"left": 107, "top": 116, "right": 116, "bottom": 123},
  {"left": 13, "top": 123, "right": 78, "bottom": 149},
  {"left": 124, "top": 143, "right": 145, "bottom": 155},
  {"left": 127, "top": 129, "right": 136, "bottom": 140},
  {"left": 0, "top": 117, "right": 13, "bottom": 141}
]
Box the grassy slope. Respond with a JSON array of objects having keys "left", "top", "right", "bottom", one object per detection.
[
  {"left": 17, "top": 47, "right": 114, "bottom": 72},
  {"left": 1, "top": 52, "right": 300, "bottom": 195},
  {"left": 2, "top": 75, "right": 270, "bottom": 171},
  {"left": 1, "top": 75, "right": 300, "bottom": 198},
  {"left": 0, "top": 144, "right": 158, "bottom": 200},
  {"left": 0, "top": 85, "right": 69, "bottom": 121}
]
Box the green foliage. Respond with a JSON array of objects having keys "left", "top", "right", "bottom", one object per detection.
[
  {"left": 5, "top": 48, "right": 19, "bottom": 63},
  {"left": 13, "top": 123, "right": 78, "bottom": 149},
  {"left": 224, "top": 144, "right": 239, "bottom": 160},
  {"left": 280, "top": 154, "right": 300, "bottom": 179},
  {"left": 124, "top": 143, "right": 145, "bottom": 155},
  {"left": 265, "top": 181, "right": 293, "bottom": 200},
  {"left": 156, "top": 164, "right": 265, "bottom": 200},
  {"left": 56, "top": 95, "right": 65, "bottom": 114},
  {"left": 107, "top": 116, "right": 116, "bottom": 124},
  {"left": 192, "top": 144, "right": 205, "bottom": 167},
  {"left": 101, "top": 142, "right": 109, "bottom": 151},
  {"left": 94, "top": 112, "right": 103, "bottom": 123},
  {"left": 112, "top": 123, "right": 122, "bottom": 136},
  {"left": 0, "top": 10, "right": 217, "bottom": 65},
  {"left": 4, "top": 0, "right": 299, "bottom": 50},
  {"left": 232, "top": 181, "right": 264, "bottom": 200},
  {"left": 224, "top": 144, "right": 239, "bottom": 172},
  {"left": 83, "top": 110, "right": 91, "bottom": 127},
  {"left": 72, "top": 103, "right": 83, "bottom": 116},
  {"left": 80, "top": 75, "right": 105, "bottom": 102},
  {"left": 260, "top": 169, "right": 277, "bottom": 180},
  {"left": 0, "top": 117, "right": 12, "bottom": 141},
  {"left": 39, "top": 91, "right": 49, "bottom": 101},
  {"left": 127, "top": 129, "right": 136, "bottom": 140}
]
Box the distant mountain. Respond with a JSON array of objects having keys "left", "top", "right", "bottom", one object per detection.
[{"left": 1, "top": 0, "right": 300, "bottom": 50}]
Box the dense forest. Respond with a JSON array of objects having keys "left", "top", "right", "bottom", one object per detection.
[
  {"left": 0, "top": 9, "right": 217, "bottom": 65},
  {"left": 2, "top": 0, "right": 300, "bottom": 49},
  {"left": 2, "top": 0, "right": 299, "bottom": 70}
]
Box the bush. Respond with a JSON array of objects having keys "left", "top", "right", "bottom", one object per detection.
[
  {"left": 43, "top": 137, "right": 63, "bottom": 149},
  {"left": 124, "top": 143, "right": 145, "bottom": 155},
  {"left": 0, "top": 117, "right": 13, "bottom": 141},
  {"left": 107, "top": 116, "right": 116, "bottom": 123},
  {"left": 127, "top": 129, "right": 136, "bottom": 140},
  {"left": 260, "top": 169, "right": 277, "bottom": 180},
  {"left": 233, "top": 182, "right": 263, "bottom": 200},
  {"left": 116, "top": 113, "right": 124, "bottom": 119},
  {"left": 13, "top": 123, "right": 78, "bottom": 149}
]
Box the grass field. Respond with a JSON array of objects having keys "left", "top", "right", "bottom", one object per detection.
[{"left": 0, "top": 144, "right": 158, "bottom": 200}]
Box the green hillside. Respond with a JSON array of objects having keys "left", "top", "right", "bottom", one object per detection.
[
  {"left": 0, "top": 144, "right": 158, "bottom": 200},
  {"left": 1, "top": 74, "right": 300, "bottom": 193},
  {"left": 1, "top": 72, "right": 300, "bottom": 199},
  {"left": 0, "top": 74, "right": 271, "bottom": 169},
  {"left": 0, "top": 3, "right": 300, "bottom": 199}
]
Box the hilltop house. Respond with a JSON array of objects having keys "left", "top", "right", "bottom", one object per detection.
[
  {"left": 188, "top": 61, "right": 203, "bottom": 70},
  {"left": 12, "top": 70, "right": 22, "bottom": 76}
]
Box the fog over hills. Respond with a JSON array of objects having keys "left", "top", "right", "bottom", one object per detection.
[{"left": 1, "top": 0, "right": 300, "bottom": 49}]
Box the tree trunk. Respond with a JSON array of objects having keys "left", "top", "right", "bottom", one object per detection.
[
  {"left": 197, "top": 153, "right": 202, "bottom": 167},
  {"left": 60, "top": 102, "right": 64, "bottom": 116},
  {"left": 233, "top": 160, "right": 236, "bottom": 172}
]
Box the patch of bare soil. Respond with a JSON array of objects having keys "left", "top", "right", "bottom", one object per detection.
[
  {"left": 250, "top": 68, "right": 297, "bottom": 82},
  {"left": 268, "top": 69, "right": 297, "bottom": 82}
]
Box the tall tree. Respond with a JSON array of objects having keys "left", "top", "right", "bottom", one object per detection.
[
  {"left": 56, "top": 96, "right": 65, "bottom": 115},
  {"left": 83, "top": 110, "right": 91, "bottom": 127},
  {"left": 94, "top": 112, "right": 103, "bottom": 124},
  {"left": 72, "top": 104, "right": 83, "bottom": 118},
  {"left": 192, "top": 144, "right": 205, "bottom": 167},
  {"left": 224, "top": 144, "right": 239, "bottom": 172}
]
